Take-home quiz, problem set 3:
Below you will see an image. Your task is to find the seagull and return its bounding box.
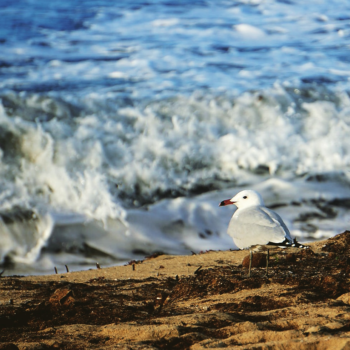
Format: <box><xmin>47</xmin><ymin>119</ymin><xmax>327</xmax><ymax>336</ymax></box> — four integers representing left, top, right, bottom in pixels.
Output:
<box><xmin>219</xmin><ymin>189</ymin><xmax>306</xmax><ymax>276</ymax></box>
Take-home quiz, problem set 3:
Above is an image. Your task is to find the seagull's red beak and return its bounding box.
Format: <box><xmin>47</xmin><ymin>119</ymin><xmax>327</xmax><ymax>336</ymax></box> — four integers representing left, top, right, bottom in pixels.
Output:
<box><xmin>219</xmin><ymin>199</ymin><xmax>235</xmax><ymax>207</ymax></box>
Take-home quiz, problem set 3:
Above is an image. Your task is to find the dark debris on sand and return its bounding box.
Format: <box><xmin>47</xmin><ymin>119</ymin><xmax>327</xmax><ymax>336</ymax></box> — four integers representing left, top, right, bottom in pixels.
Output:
<box><xmin>1</xmin><ymin>231</ymin><xmax>350</xmax><ymax>349</ymax></box>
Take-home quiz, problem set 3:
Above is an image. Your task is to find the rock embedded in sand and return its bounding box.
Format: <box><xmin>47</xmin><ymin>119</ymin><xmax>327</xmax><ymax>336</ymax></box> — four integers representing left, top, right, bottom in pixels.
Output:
<box><xmin>242</xmin><ymin>252</ymin><xmax>267</xmax><ymax>268</ymax></box>
<box><xmin>49</xmin><ymin>287</ymin><xmax>75</xmax><ymax>307</ymax></box>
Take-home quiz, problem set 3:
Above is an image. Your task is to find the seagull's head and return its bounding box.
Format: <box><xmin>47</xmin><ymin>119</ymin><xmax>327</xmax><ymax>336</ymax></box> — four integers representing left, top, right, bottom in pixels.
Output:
<box><xmin>219</xmin><ymin>190</ymin><xmax>265</xmax><ymax>209</ymax></box>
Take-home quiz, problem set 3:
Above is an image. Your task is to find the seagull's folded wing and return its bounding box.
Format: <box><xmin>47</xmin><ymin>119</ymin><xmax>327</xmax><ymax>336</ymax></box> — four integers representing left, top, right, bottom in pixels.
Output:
<box><xmin>228</xmin><ymin>206</ymin><xmax>291</xmax><ymax>249</ymax></box>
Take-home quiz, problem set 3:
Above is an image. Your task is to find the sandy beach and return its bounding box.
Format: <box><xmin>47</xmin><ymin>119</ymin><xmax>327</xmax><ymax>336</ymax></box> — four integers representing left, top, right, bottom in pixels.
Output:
<box><xmin>1</xmin><ymin>231</ymin><xmax>350</xmax><ymax>349</ymax></box>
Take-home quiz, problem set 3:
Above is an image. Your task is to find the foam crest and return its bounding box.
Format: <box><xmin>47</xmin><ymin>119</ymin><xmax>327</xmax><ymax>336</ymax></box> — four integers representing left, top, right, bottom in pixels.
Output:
<box><xmin>2</xmin><ymin>86</ymin><xmax>350</xmax><ymax>208</ymax></box>
<box><xmin>0</xmin><ymin>210</ymin><xmax>53</xmax><ymax>264</ymax></box>
<box><xmin>0</xmin><ymin>99</ymin><xmax>125</xmax><ymax>221</ymax></box>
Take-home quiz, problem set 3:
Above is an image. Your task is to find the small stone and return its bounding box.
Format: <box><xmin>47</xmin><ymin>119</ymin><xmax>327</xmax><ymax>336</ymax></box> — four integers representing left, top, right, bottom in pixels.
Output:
<box><xmin>305</xmin><ymin>326</ymin><xmax>323</xmax><ymax>333</ymax></box>
<box><xmin>242</xmin><ymin>253</ymin><xmax>266</xmax><ymax>268</ymax></box>
<box><xmin>325</xmin><ymin>322</ymin><xmax>344</xmax><ymax>330</ymax></box>
<box><xmin>49</xmin><ymin>288</ymin><xmax>75</xmax><ymax>307</ymax></box>
<box><xmin>286</xmin><ymin>253</ymin><xmax>297</xmax><ymax>264</ymax></box>
<box><xmin>337</xmin><ymin>292</ymin><xmax>350</xmax><ymax>305</ymax></box>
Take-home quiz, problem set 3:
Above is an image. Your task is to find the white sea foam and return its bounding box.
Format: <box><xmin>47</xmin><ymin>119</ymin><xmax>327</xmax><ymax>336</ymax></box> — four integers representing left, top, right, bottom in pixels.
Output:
<box><xmin>0</xmin><ymin>85</ymin><xmax>350</xmax><ymax>273</ymax></box>
<box><xmin>233</xmin><ymin>24</ymin><xmax>266</xmax><ymax>38</ymax></box>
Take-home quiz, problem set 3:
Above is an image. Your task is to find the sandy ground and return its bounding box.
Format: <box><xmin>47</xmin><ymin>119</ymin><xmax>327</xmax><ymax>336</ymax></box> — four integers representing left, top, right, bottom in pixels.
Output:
<box><xmin>1</xmin><ymin>231</ymin><xmax>350</xmax><ymax>349</ymax></box>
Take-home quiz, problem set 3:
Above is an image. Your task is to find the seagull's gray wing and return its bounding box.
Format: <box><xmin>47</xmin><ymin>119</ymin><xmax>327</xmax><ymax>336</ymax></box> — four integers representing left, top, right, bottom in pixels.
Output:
<box><xmin>227</xmin><ymin>206</ymin><xmax>291</xmax><ymax>249</ymax></box>
<box><xmin>260</xmin><ymin>206</ymin><xmax>292</xmax><ymax>241</ymax></box>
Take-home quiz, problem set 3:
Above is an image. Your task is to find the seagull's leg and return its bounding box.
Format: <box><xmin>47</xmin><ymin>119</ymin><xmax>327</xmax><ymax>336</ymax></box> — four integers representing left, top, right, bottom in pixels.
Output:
<box><xmin>248</xmin><ymin>250</ymin><xmax>253</xmax><ymax>277</ymax></box>
<box><xmin>266</xmin><ymin>249</ymin><xmax>269</xmax><ymax>277</ymax></box>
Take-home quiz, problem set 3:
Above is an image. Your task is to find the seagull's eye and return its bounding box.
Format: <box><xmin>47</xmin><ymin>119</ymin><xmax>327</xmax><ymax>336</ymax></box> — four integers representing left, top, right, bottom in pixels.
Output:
<box><xmin>243</xmin><ymin>196</ymin><xmax>247</xmax><ymax>199</ymax></box>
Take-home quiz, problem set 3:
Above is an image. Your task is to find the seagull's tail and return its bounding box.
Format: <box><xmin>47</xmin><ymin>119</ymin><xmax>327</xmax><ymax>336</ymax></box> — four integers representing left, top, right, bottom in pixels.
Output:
<box><xmin>267</xmin><ymin>238</ymin><xmax>309</xmax><ymax>249</ymax></box>
<box><xmin>291</xmin><ymin>237</ymin><xmax>309</xmax><ymax>249</ymax></box>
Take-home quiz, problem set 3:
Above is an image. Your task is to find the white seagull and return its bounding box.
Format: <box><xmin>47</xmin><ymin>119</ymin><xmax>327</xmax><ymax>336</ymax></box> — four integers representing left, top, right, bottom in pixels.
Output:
<box><xmin>219</xmin><ymin>189</ymin><xmax>306</xmax><ymax>276</ymax></box>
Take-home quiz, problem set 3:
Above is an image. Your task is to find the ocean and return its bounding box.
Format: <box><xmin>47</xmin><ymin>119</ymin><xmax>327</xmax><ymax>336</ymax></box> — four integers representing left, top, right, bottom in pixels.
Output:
<box><xmin>1</xmin><ymin>0</ymin><xmax>350</xmax><ymax>274</ymax></box>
